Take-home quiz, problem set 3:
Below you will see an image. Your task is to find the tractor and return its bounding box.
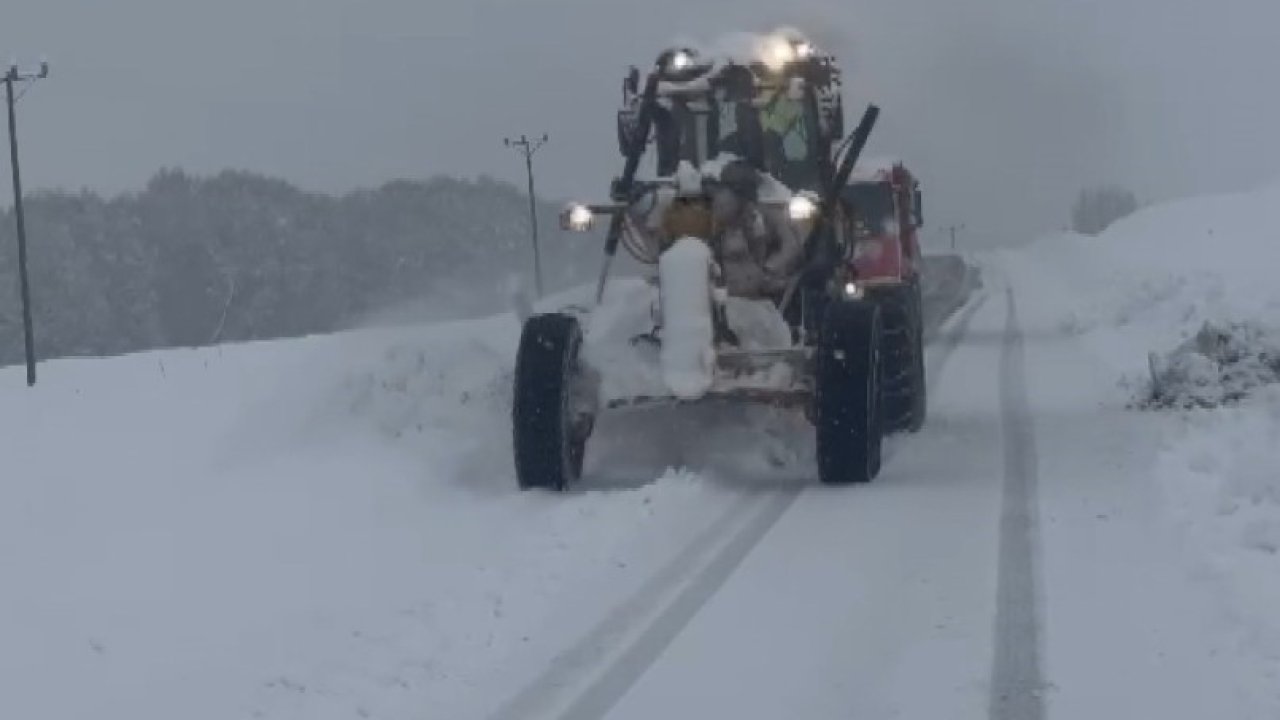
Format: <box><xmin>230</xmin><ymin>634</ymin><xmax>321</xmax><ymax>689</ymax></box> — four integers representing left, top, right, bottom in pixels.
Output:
<box><xmin>512</xmin><ymin>29</ymin><xmax>926</xmax><ymax>490</ymax></box>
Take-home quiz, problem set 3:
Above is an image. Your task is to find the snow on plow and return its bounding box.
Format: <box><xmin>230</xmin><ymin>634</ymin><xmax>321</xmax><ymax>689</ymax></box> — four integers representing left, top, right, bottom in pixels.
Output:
<box><xmin>657</xmin><ymin>237</ymin><xmax>717</xmax><ymax>400</ymax></box>
<box><xmin>513</xmin><ymin>29</ymin><xmax>928</xmax><ymax>490</ymax></box>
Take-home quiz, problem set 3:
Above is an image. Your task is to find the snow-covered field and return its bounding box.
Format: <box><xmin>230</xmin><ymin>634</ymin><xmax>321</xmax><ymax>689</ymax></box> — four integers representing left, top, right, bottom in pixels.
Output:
<box><xmin>3</xmin><ymin>189</ymin><xmax>1280</xmax><ymax>720</ymax></box>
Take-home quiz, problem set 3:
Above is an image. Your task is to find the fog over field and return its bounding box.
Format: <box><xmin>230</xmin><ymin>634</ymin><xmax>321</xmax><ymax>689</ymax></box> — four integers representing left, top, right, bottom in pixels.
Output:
<box><xmin>5</xmin><ymin>0</ymin><xmax>1280</xmax><ymax>247</ymax></box>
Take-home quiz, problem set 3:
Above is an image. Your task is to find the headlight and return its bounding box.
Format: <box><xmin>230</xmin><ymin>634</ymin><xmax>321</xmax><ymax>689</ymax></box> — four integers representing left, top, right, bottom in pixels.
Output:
<box><xmin>787</xmin><ymin>195</ymin><xmax>818</xmax><ymax>221</ymax></box>
<box><xmin>669</xmin><ymin>50</ymin><xmax>694</xmax><ymax>72</ymax></box>
<box><xmin>761</xmin><ymin>37</ymin><xmax>795</xmax><ymax>71</ymax></box>
<box><xmin>661</xmin><ymin>48</ymin><xmax>699</xmax><ymax>75</ymax></box>
<box><xmin>760</xmin><ymin>35</ymin><xmax>814</xmax><ymax>71</ymax></box>
<box><xmin>561</xmin><ymin>203</ymin><xmax>595</xmax><ymax>232</ymax></box>
<box><xmin>842</xmin><ymin>281</ymin><xmax>863</xmax><ymax>299</ymax></box>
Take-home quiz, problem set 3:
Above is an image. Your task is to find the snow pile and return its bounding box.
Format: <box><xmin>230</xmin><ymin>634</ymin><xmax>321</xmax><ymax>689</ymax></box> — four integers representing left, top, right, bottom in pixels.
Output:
<box><xmin>1137</xmin><ymin>321</ymin><xmax>1280</xmax><ymax>410</ymax></box>
<box><xmin>999</xmin><ymin>181</ymin><xmax>1280</xmax><ymax>393</ymax></box>
<box><xmin>722</xmin><ymin>296</ymin><xmax>793</xmax><ymax>351</ymax></box>
<box><xmin>329</xmin><ymin>319</ymin><xmax>516</xmax><ymax>442</ymax></box>
<box><xmin>585</xmin><ymin>269</ymin><xmax>799</xmax><ymax>404</ymax></box>
<box><xmin>581</xmin><ymin>279</ymin><xmax>670</xmax><ymax>402</ymax></box>
<box><xmin>1030</xmin><ymin>182</ymin><xmax>1280</xmax><ymax>413</ymax></box>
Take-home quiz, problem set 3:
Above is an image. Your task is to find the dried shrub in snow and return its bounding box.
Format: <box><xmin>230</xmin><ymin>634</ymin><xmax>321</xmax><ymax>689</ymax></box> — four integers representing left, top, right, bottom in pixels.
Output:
<box><xmin>1136</xmin><ymin>321</ymin><xmax>1280</xmax><ymax>410</ymax></box>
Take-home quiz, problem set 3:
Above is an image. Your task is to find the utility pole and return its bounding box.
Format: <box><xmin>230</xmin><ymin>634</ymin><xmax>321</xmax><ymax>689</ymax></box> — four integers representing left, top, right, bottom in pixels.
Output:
<box><xmin>504</xmin><ymin>133</ymin><xmax>548</xmax><ymax>298</ymax></box>
<box><xmin>945</xmin><ymin>223</ymin><xmax>966</xmax><ymax>251</ymax></box>
<box><xmin>5</xmin><ymin>58</ymin><xmax>49</xmax><ymax>387</ymax></box>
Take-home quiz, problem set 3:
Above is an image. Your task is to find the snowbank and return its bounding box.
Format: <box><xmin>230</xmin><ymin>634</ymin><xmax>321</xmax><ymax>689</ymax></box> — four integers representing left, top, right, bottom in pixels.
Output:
<box><xmin>1152</xmin><ymin>388</ymin><xmax>1280</xmax><ymax>710</ymax></box>
<box><xmin>998</xmin><ymin>179</ymin><xmax>1280</xmax><ymax>700</ymax></box>
<box><xmin>1008</xmin><ymin>183</ymin><xmax>1280</xmax><ymax>366</ymax></box>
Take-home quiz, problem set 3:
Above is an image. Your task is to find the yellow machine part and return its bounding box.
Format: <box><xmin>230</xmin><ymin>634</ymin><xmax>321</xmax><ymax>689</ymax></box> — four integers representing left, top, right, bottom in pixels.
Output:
<box><xmin>660</xmin><ymin>198</ymin><xmax>714</xmax><ymax>249</ymax></box>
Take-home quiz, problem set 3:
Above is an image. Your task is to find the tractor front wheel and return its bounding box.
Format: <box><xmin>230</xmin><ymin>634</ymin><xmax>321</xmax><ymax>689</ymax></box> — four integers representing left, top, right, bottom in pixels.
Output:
<box><xmin>815</xmin><ymin>300</ymin><xmax>884</xmax><ymax>485</ymax></box>
<box><xmin>513</xmin><ymin>314</ymin><xmax>594</xmax><ymax>491</ymax></box>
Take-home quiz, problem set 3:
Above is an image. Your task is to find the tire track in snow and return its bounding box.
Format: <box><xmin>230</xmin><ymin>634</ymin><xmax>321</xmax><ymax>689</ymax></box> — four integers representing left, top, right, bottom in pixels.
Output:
<box><xmin>555</xmin><ymin>490</ymin><xmax>799</xmax><ymax>720</ymax></box>
<box><xmin>491</xmin><ymin>265</ymin><xmax>980</xmax><ymax>720</ymax></box>
<box><xmin>922</xmin><ymin>254</ymin><xmax>980</xmax><ymax>335</ymax></box>
<box><xmin>489</xmin><ymin>489</ymin><xmax>799</xmax><ymax>720</ymax></box>
<box><xmin>926</xmin><ymin>290</ymin><xmax>988</xmax><ymax>385</ymax></box>
<box><xmin>989</xmin><ymin>285</ymin><xmax>1046</xmax><ymax>720</ymax></box>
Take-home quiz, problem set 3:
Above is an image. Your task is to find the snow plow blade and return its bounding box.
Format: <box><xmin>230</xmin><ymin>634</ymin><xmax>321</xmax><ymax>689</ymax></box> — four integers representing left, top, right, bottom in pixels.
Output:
<box><xmin>605</xmin><ymin>386</ymin><xmax>811</xmax><ymax>411</ymax></box>
<box><xmin>604</xmin><ymin>347</ymin><xmax>813</xmax><ymax>410</ymax></box>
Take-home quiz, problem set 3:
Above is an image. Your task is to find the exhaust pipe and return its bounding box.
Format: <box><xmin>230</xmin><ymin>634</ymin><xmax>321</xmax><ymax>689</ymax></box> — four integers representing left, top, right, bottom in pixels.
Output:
<box><xmin>781</xmin><ymin>104</ymin><xmax>880</xmax><ymax>313</ymax></box>
<box><xmin>596</xmin><ymin>69</ymin><xmax>664</xmax><ymax>304</ymax></box>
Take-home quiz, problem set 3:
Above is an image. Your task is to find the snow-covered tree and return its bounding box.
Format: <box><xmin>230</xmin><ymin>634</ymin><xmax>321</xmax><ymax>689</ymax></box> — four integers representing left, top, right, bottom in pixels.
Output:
<box><xmin>0</xmin><ymin>169</ymin><xmax>600</xmax><ymax>366</ymax></box>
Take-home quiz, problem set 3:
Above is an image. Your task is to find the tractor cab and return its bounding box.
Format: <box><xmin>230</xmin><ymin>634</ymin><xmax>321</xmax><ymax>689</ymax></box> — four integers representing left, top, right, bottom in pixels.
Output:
<box><xmin>615</xmin><ymin>35</ymin><xmax>845</xmax><ymax>194</ymax></box>
<box><xmin>843</xmin><ymin>161</ymin><xmax>924</xmax><ymax>284</ymax></box>
<box><xmin>647</xmin><ymin>71</ymin><xmax>825</xmax><ymax>191</ymax></box>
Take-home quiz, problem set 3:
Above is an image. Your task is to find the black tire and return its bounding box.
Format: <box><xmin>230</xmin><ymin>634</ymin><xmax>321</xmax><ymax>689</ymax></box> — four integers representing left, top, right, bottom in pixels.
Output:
<box><xmin>815</xmin><ymin>300</ymin><xmax>883</xmax><ymax>485</ymax></box>
<box><xmin>513</xmin><ymin>314</ymin><xmax>590</xmax><ymax>491</ymax></box>
<box><xmin>878</xmin><ymin>281</ymin><xmax>927</xmax><ymax>433</ymax></box>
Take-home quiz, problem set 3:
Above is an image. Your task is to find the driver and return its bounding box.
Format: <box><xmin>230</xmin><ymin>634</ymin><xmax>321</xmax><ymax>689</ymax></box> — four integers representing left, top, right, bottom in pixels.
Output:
<box><xmin>759</xmin><ymin>93</ymin><xmax>816</xmax><ymax>190</ymax></box>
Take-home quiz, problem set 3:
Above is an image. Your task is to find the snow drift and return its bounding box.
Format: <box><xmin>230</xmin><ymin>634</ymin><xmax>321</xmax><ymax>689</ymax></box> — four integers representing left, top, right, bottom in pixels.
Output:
<box><xmin>1010</xmin><ymin>183</ymin><xmax>1280</xmax><ymax>360</ymax></box>
<box><xmin>998</xmin><ymin>180</ymin><xmax>1280</xmax><ymax>704</ymax></box>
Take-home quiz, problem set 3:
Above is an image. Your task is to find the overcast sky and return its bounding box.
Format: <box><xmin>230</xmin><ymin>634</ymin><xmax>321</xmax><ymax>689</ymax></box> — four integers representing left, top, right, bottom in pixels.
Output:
<box><xmin>5</xmin><ymin>0</ymin><xmax>1279</xmax><ymax>246</ymax></box>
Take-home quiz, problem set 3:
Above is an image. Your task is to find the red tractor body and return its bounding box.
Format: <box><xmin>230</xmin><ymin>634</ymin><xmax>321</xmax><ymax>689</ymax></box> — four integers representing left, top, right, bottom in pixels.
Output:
<box><xmin>846</xmin><ymin>161</ymin><xmax>923</xmax><ymax>288</ymax></box>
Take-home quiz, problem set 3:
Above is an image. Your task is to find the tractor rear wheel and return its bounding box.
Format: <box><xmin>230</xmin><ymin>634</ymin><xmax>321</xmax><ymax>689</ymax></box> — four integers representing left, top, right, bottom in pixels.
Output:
<box><xmin>879</xmin><ymin>280</ymin><xmax>927</xmax><ymax>433</ymax></box>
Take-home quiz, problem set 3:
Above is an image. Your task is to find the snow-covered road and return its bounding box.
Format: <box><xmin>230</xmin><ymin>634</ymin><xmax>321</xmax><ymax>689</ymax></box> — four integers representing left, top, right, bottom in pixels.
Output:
<box><xmin>494</xmin><ymin>267</ymin><xmax>1261</xmax><ymax>720</ymax></box>
<box><xmin>3</xmin><ymin>240</ymin><xmax>1277</xmax><ymax>719</ymax></box>
<box><xmin>502</xmin><ymin>283</ymin><xmax>1009</xmax><ymax>720</ymax></box>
